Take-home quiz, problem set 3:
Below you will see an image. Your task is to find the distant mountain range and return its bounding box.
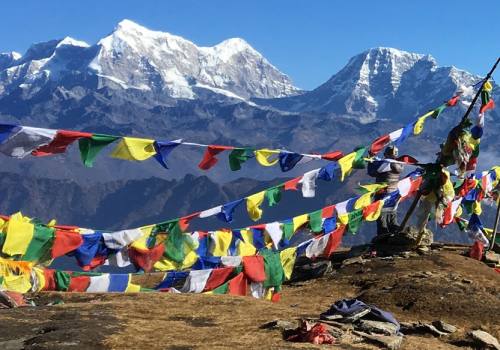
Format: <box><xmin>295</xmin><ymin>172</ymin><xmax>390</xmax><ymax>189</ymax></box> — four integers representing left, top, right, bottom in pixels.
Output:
<box><xmin>0</xmin><ymin>20</ymin><xmax>497</xmax><ymax>242</ymax></box>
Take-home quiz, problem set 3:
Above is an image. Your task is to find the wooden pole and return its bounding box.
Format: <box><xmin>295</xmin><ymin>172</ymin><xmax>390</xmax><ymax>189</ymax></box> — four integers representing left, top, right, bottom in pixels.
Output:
<box><xmin>460</xmin><ymin>57</ymin><xmax>499</xmax><ymax>123</ymax></box>
<box><xmin>399</xmin><ymin>192</ymin><xmax>421</xmax><ymax>232</ymax></box>
<box><xmin>398</xmin><ymin>58</ymin><xmax>500</xmax><ymax>234</ymax></box>
<box><xmin>489</xmin><ymin>194</ymin><xmax>500</xmax><ymax>251</ymax></box>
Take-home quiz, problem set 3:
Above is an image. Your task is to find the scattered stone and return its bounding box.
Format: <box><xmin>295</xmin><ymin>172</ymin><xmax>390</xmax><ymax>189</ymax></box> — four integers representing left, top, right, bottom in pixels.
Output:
<box><xmin>485</xmin><ymin>251</ymin><xmax>500</xmax><ymax>264</ymax></box>
<box><xmin>470</xmin><ymin>330</ymin><xmax>500</xmax><ymax>350</ymax></box>
<box><xmin>462</xmin><ymin>278</ymin><xmax>473</xmax><ymax>284</ymax></box>
<box><xmin>358</xmin><ymin>320</ymin><xmax>399</xmax><ymax>336</ymax></box>
<box><xmin>423</xmin><ymin>271</ymin><xmax>434</xmax><ymax>277</ymax></box>
<box><xmin>399</xmin><ymin>251</ymin><xmax>411</xmax><ymax>259</ymax></box>
<box><xmin>417</xmin><ymin>246</ymin><xmax>431</xmax><ymax>255</ymax></box>
<box><xmin>353</xmin><ymin>330</ymin><xmax>403</xmax><ymax>350</ymax></box>
<box><xmin>319</xmin><ymin>319</ymin><xmax>354</xmax><ymax>331</ymax></box>
<box><xmin>341</xmin><ymin>256</ymin><xmax>366</xmax><ymax>267</ymax></box>
<box><xmin>432</xmin><ymin>320</ymin><xmax>457</xmax><ymax>334</ymax></box>
<box><xmin>260</xmin><ymin>319</ymin><xmax>298</xmax><ymax>331</ymax></box>
<box><xmin>422</xmin><ymin>323</ymin><xmax>448</xmax><ymax>337</ymax></box>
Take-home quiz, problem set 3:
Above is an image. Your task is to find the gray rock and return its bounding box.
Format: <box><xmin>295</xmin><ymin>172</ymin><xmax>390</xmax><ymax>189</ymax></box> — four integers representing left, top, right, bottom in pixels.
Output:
<box><xmin>470</xmin><ymin>330</ymin><xmax>500</xmax><ymax>350</ymax></box>
<box><xmin>422</xmin><ymin>323</ymin><xmax>448</xmax><ymax>337</ymax></box>
<box><xmin>485</xmin><ymin>251</ymin><xmax>500</xmax><ymax>264</ymax></box>
<box><xmin>432</xmin><ymin>320</ymin><xmax>457</xmax><ymax>334</ymax></box>
<box><xmin>353</xmin><ymin>330</ymin><xmax>403</xmax><ymax>350</ymax></box>
<box><xmin>358</xmin><ymin>320</ymin><xmax>399</xmax><ymax>336</ymax></box>
<box><xmin>341</xmin><ymin>256</ymin><xmax>366</xmax><ymax>267</ymax></box>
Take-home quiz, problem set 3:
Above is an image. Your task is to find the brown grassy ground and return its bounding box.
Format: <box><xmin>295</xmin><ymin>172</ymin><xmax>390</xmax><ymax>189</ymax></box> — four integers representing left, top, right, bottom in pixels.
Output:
<box><xmin>0</xmin><ymin>251</ymin><xmax>498</xmax><ymax>350</ymax></box>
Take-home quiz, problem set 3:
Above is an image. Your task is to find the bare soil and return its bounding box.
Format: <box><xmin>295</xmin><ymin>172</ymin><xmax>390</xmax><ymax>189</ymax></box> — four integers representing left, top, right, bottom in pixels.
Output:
<box><xmin>0</xmin><ymin>251</ymin><xmax>498</xmax><ymax>349</ymax></box>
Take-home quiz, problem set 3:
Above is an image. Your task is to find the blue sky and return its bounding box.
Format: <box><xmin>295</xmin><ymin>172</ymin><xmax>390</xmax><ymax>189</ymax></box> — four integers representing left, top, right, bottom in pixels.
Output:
<box><xmin>1</xmin><ymin>0</ymin><xmax>498</xmax><ymax>89</ymax></box>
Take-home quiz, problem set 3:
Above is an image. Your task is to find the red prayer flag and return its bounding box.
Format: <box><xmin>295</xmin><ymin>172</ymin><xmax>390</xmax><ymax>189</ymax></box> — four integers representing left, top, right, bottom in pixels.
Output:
<box><xmin>242</xmin><ymin>256</ymin><xmax>266</xmax><ymax>283</ymax></box>
<box><xmin>179</xmin><ymin>212</ymin><xmax>200</xmax><ymax>231</ymax></box>
<box><xmin>321</xmin><ymin>151</ymin><xmax>343</xmax><ymax>161</ymax></box>
<box><xmin>321</xmin><ymin>205</ymin><xmax>335</xmax><ymax>219</ymax></box>
<box><xmin>51</xmin><ymin>230</ymin><xmax>84</xmax><ymax>259</ymax></box>
<box><xmin>369</xmin><ymin>134</ymin><xmax>391</xmax><ymax>156</ymax></box>
<box><xmin>323</xmin><ymin>225</ymin><xmax>346</xmax><ymax>258</ymax></box>
<box><xmin>203</xmin><ymin>267</ymin><xmax>233</xmax><ymax>291</ymax></box>
<box><xmin>480</xmin><ymin>99</ymin><xmax>495</xmax><ymax>114</ymax></box>
<box><xmin>68</xmin><ymin>276</ymin><xmax>90</xmax><ymax>292</ymax></box>
<box><xmin>284</xmin><ymin>176</ymin><xmax>302</xmax><ymax>191</ymax></box>
<box><xmin>198</xmin><ymin>145</ymin><xmax>234</xmax><ymax>170</ymax></box>
<box><xmin>32</xmin><ymin>130</ymin><xmax>93</xmax><ymax>156</ymax></box>
<box><xmin>42</xmin><ymin>269</ymin><xmax>56</xmax><ymax>291</ymax></box>
<box><xmin>82</xmin><ymin>256</ymin><xmax>107</xmax><ymax>271</ymax></box>
<box><xmin>396</xmin><ymin>155</ymin><xmax>419</xmax><ymax>164</ymax></box>
<box><xmin>446</xmin><ymin>95</ymin><xmax>460</xmax><ymax>106</ymax></box>
<box><xmin>227</xmin><ymin>272</ymin><xmax>247</xmax><ymax>296</ymax></box>
<box><xmin>129</xmin><ymin>243</ymin><xmax>165</xmax><ymax>272</ymax></box>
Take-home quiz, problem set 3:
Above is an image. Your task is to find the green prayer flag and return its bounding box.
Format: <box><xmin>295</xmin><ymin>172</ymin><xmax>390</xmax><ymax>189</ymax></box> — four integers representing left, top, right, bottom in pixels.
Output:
<box><xmin>431</xmin><ymin>104</ymin><xmax>447</xmax><ymax>119</ymax></box>
<box><xmin>213</xmin><ymin>281</ymin><xmax>229</xmax><ymax>294</ymax></box>
<box><xmin>139</xmin><ymin>287</ymin><xmax>155</xmax><ymax>292</ymax></box>
<box><xmin>0</xmin><ymin>232</ymin><xmax>5</xmax><ymax>248</ymax></box>
<box><xmin>55</xmin><ymin>271</ymin><xmax>71</xmax><ymax>291</ymax></box>
<box><xmin>353</xmin><ymin>147</ymin><xmax>367</xmax><ymax>169</ymax></box>
<box><xmin>261</xmin><ymin>249</ymin><xmax>285</xmax><ymax>289</ymax></box>
<box><xmin>78</xmin><ymin>134</ymin><xmax>119</xmax><ymax>167</ymax></box>
<box><xmin>161</xmin><ymin>220</ymin><xmax>186</xmax><ymax>263</ymax></box>
<box><xmin>347</xmin><ymin>208</ymin><xmax>363</xmax><ymax>234</ymax></box>
<box><xmin>308</xmin><ymin>210</ymin><xmax>323</xmax><ymax>233</ymax></box>
<box><xmin>283</xmin><ymin>222</ymin><xmax>295</xmax><ymax>241</ymax></box>
<box><xmin>228</xmin><ymin>148</ymin><xmax>254</xmax><ymax>171</ymax></box>
<box><xmin>23</xmin><ymin>225</ymin><xmax>55</xmax><ymax>262</ymax></box>
<box><xmin>265</xmin><ymin>187</ymin><xmax>282</xmax><ymax>207</ymax></box>
<box><xmin>456</xmin><ymin>219</ymin><xmax>467</xmax><ymax>232</ymax></box>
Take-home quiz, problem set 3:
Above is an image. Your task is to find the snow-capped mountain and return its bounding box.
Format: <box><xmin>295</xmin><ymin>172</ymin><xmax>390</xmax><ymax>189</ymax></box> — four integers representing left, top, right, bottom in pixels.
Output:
<box><xmin>257</xmin><ymin>47</ymin><xmax>488</xmax><ymax>124</ymax></box>
<box><xmin>0</xmin><ymin>19</ymin><xmax>299</xmax><ymax>103</ymax></box>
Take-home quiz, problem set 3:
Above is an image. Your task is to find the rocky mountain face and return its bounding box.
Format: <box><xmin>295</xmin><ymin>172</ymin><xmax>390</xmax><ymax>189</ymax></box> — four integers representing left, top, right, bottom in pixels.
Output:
<box><xmin>0</xmin><ymin>20</ymin><xmax>497</xmax><ymax>243</ymax></box>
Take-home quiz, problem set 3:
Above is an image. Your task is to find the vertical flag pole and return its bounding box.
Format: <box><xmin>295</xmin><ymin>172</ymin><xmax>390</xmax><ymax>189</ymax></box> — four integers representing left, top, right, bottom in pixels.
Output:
<box><xmin>489</xmin><ymin>191</ymin><xmax>500</xmax><ymax>251</ymax></box>
<box><xmin>398</xmin><ymin>57</ymin><xmax>500</xmax><ymax>235</ymax></box>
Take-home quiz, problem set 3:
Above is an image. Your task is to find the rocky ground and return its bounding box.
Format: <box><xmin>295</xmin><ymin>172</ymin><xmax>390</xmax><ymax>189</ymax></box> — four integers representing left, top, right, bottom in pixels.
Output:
<box><xmin>0</xmin><ymin>249</ymin><xmax>499</xmax><ymax>350</ymax></box>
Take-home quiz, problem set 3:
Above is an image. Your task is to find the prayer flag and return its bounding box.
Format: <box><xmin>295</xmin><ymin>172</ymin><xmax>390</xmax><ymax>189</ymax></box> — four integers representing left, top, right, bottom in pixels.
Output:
<box><xmin>32</xmin><ymin>130</ymin><xmax>92</xmax><ymax>156</ymax></box>
<box><xmin>78</xmin><ymin>134</ymin><xmax>119</xmax><ymax>167</ymax></box>
<box><xmin>110</xmin><ymin>137</ymin><xmax>156</xmax><ymax>161</ymax></box>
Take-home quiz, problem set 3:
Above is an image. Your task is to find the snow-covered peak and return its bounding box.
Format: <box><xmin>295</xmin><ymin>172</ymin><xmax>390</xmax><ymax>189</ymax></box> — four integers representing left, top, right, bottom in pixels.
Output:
<box><xmin>56</xmin><ymin>37</ymin><xmax>90</xmax><ymax>48</ymax></box>
<box><xmin>207</xmin><ymin>38</ymin><xmax>260</xmax><ymax>62</ymax></box>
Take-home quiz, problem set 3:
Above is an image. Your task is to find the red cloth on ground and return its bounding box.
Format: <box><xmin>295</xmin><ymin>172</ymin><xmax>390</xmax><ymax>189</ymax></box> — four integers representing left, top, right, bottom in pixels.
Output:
<box><xmin>323</xmin><ymin>225</ymin><xmax>346</xmax><ymax>258</ymax></box>
<box><xmin>203</xmin><ymin>267</ymin><xmax>233</xmax><ymax>291</ymax></box>
<box><xmin>286</xmin><ymin>320</ymin><xmax>336</xmax><ymax>345</ymax></box>
<box><xmin>32</xmin><ymin>130</ymin><xmax>93</xmax><ymax>156</ymax></box>
<box><xmin>43</xmin><ymin>269</ymin><xmax>56</xmax><ymax>291</ymax></box>
<box><xmin>227</xmin><ymin>272</ymin><xmax>247</xmax><ymax>296</ymax></box>
<box><xmin>51</xmin><ymin>230</ymin><xmax>84</xmax><ymax>258</ymax></box>
<box><xmin>242</xmin><ymin>256</ymin><xmax>266</xmax><ymax>283</ymax></box>
<box><xmin>198</xmin><ymin>145</ymin><xmax>234</xmax><ymax>170</ymax></box>
<box><xmin>469</xmin><ymin>241</ymin><xmax>484</xmax><ymax>261</ymax></box>
<box><xmin>68</xmin><ymin>276</ymin><xmax>90</xmax><ymax>292</ymax></box>
<box><xmin>129</xmin><ymin>243</ymin><xmax>165</xmax><ymax>272</ymax></box>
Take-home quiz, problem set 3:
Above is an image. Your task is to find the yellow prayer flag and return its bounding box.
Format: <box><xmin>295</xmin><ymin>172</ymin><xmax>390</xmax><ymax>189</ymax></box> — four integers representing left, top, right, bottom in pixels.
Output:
<box><xmin>237</xmin><ymin>229</ymin><xmax>257</xmax><ymax>256</ymax></box>
<box><xmin>280</xmin><ymin>247</ymin><xmax>297</xmax><ymax>280</ymax></box>
<box><xmin>2</xmin><ymin>274</ymin><xmax>32</xmax><ymax>293</ymax></box>
<box><xmin>154</xmin><ymin>258</ymin><xmax>179</xmax><ymax>271</ymax></box>
<box><xmin>212</xmin><ymin>230</ymin><xmax>232</xmax><ymax>256</ymax></box>
<box><xmin>3</xmin><ymin>215</ymin><xmax>35</xmax><ymax>256</ymax></box>
<box><xmin>293</xmin><ymin>214</ymin><xmax>309</xmax><ymax>232</ymax></box>
<box><xmin>32</xmin><ymin>267</ymin><xmax>46</xmax><ymax>292</ymax></box>
<box><xmin>246</xmin><ymin>191</ymin><xmax>266</xmax><ymax>221</ymax></box>
<box><xmin>354</xmin><ymin>192</ymin><xmax>373</xmax><ymax>210</ymax></box>
<box><xmin>364</xmin><ymin>200</ymin><xmax>384</xmax><ymax>221</ymax></box>
<box><xmin>255</xmin><ymin>149</ymin><xmax>280</xmax><ymax>167</ymax></box>
<box><xmin>125</xmin><ymin>276</ymin><xmax>142</xmax><ymax>293</ymax></box>
<box><xmin>472</xmin><ymin>201</ymin><xmax>482</xmax><ymax>215</ymax></box>
<box><xmin>358</xmin><ymin>183</ymin><xmax>387</xmax><ymax>193</ymax></box>
<box><xmin>338</xmin><ymin>152</ymin><xmax>357</xmax><ymax>181</ymax></box>
<box><xmin>484</xmin><ymin>81</ymin><xmax>493</xmax><ymax>92</ymax></box>
<box><xmin>338</xmin><ymin>214</ymin><xmax>349</xmax><ymax>225</ymax></box>
<box><xmin>110</xmin><ymin>137</ymin><xmax>156</xmax><ymax>161</ymax></box>
<box><xmin>130</xmin><ymin>225</ymin><xmax>154</xmax><ymax>250</ymax></box>
<box><xmin>413</xmin><ymin>115</ymin><xmax>430</xmax><ymax>135</ymax></box>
